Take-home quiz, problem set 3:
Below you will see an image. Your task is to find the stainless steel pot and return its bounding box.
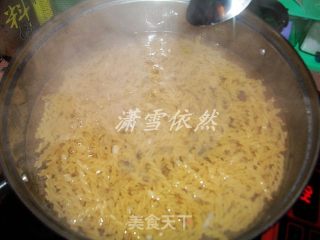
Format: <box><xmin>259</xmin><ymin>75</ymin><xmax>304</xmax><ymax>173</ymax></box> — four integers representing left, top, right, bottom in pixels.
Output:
<box><xmin>0</xmin><ymin>0</ymin><xmax>319</xmax><ymax>239</ymax></box>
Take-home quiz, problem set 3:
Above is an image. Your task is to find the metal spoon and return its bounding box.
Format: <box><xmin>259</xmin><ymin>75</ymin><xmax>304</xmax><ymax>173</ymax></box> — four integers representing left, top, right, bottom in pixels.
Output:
<box><xmin>187</xmin><ymin>0</ymin><xmax>252</xmax><ymax>25</ymax></box>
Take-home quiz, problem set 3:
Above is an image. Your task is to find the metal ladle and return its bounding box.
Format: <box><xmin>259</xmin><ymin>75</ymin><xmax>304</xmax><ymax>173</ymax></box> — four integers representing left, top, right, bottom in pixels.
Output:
<box><xmin>187</xmin><ymin>0</ymin><xmax>252</xmax><ymax>25</ymax></box>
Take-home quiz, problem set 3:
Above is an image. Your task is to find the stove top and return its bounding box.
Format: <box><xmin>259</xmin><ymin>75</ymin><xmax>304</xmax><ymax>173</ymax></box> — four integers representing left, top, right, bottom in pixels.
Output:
<box><xmin>0</xmin><ymin>189</ymin><xmax>63</xmax><ymax>240</ymax></box>
<box><xmin>256</xmin><ymin>161</ymin><xmax>320</xmax><ymax>240</ymax></box>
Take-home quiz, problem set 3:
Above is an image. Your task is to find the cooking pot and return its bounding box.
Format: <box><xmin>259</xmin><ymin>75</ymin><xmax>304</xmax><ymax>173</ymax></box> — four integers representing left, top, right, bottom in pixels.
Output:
<box><xmin>0</xmin><ymin>0</ymin><xmax>319</xmax><ymax>239</ymax></box>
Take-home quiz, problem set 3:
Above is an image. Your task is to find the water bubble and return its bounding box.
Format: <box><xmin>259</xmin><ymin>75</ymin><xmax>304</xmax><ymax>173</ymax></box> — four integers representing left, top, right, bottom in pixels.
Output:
<box><xmin>112</xmin><ymin>145</ymin><xmax>120</xmax><ymax>154</ymax></box>
<box><xmin>21</xmin><ymin>174</ymin><xmax>29</xmax><ymax>182</ymax></box>
<box><xmin>99</xmin><ymin>218</ymin><xmax>104</xmax><ymax>226</ymax></box>
<box><xmin>259</xmin><ymin>48</ymin><xmax>266</xmax><ymax>56</ymax></box>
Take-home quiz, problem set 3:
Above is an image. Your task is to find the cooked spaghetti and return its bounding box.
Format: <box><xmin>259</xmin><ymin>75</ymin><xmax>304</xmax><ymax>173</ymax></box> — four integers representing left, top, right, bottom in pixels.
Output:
<box><xmin>32</xmin><ymin>34</ymin><xmax>287</xmax><ymax>240</ymax></box>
